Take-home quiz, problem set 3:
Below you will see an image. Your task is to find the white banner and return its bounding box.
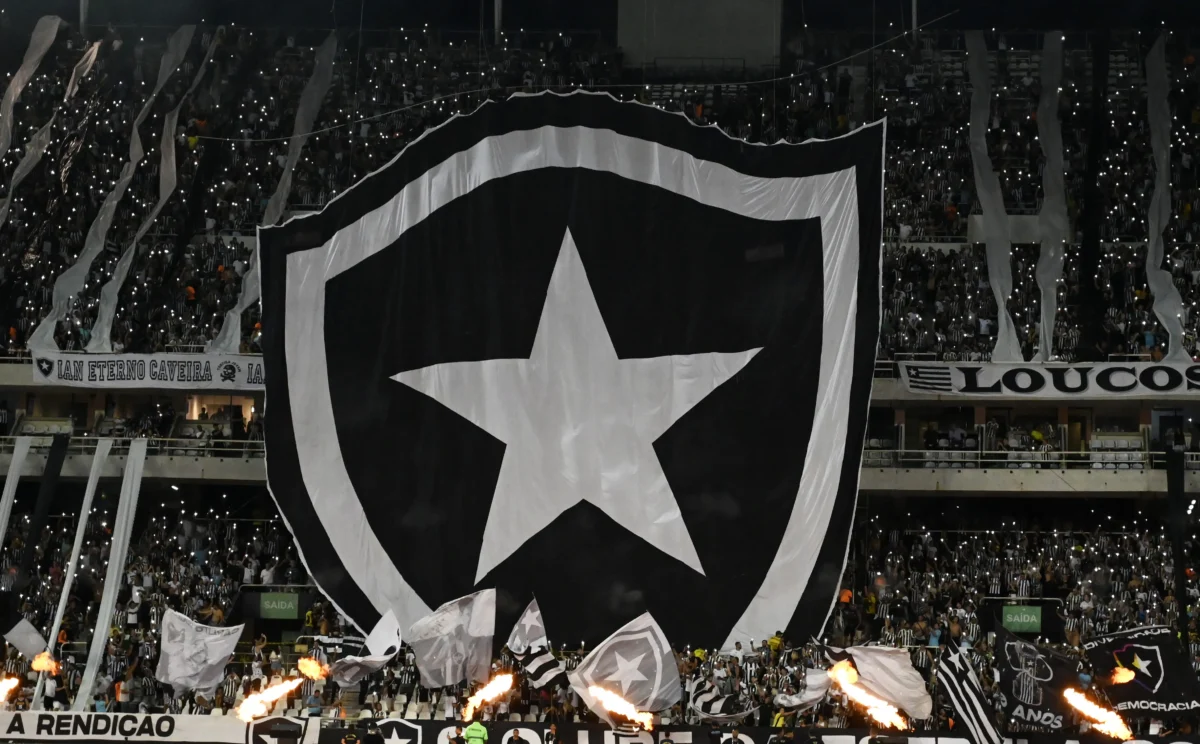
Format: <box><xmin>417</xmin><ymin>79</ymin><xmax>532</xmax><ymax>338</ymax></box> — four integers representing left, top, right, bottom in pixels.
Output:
<box><xmin>156</xmin><ymin>610</ymin><xmax>244</xmax><ymax>693</ymax></box>
<box><xmin>899</xmin><ymin>361</ymin><xmax>1200</xmax><ymax>398</ymax></box>
<box><xmin>0</xmin><ymin>712</ymin><xmax>315</xmax><ymax>742</ymax></box>
<box><xmin>31</xmin><ymin>352</ymin><xmax>264</xmax><ymax>390</ymax></box>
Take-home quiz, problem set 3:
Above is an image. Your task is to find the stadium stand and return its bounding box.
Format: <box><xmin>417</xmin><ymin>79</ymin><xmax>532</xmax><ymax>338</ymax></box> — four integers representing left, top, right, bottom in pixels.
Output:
<box><xmin>0</xmin><ymin>29</ymin><xmax>1198</xmax><ymax>360</ymax></box>
<box><xmin>0</xmin><ymin>13</ymin><xmax>1198</xmax><ymax>742</ymax></box>
<box><xmin>0</xmin><ymin>482</ymin><xmax>1188</xmax><ymax>740</ymax></box>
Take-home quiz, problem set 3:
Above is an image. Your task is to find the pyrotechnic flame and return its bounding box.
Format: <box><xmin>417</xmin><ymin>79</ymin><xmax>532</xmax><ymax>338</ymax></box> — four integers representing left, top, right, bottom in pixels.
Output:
<box><xmin>237</xmin><ymin>678</ymin><xmax>305</xmax><ymax>722</ymax></box>
<box><xmin>0</xmin><ymin>677</ymin><xmax>19</xmax><ymax>700</ymax></box>
<box><xmin>462</xmin><ymin>674</ymin><xmax>514</xmax><ymax>721</ymax></box>
<box><xmin>297</xmin><ymin>657</ymin><xmax>328</xmax><ymax>680</ymax></box>
<box><xmin>31</xmin><ymin>652</ymin><xmax>58</xmax><ymax>675</ymax></box>
<box><xmin>586</xmin><ymin>686</ymin><xmax>655</xmax><ymax>731</ymax></box>
<box><xmin>829</xmin><ymin>660</ymin><xmax>908</xmax><ymax>730</ymax></box>
<box><xmin>1110</xmin><ymin>667</ymin><xmax>1135</xmax><ymax>685</ymax></box>
<box><xmin>1063</xmin><ymin>688</ymin><xmax>1132</xmax><ymax>740</ymax></box>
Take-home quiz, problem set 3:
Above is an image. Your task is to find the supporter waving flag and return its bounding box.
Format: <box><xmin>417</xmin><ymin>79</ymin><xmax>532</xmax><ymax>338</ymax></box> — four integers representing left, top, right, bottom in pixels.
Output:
<box><xmin>408</xmin><ymin>589</ymin><xmax>495</xmax><ymax>688</ymax></box>
<box><xmin>824</xmin><ymin>644</ymin><xmax>932</xmax><ymax>720</ymax></box>
<box><xmin>938</xmin><ymin>645</ymin><xmax>1003</xmax><ymax>744</ymax></box>
<box><xmin>505</xmin><ymin>599</ymin><xmax>565</xmax><ymax>689</ymax></box>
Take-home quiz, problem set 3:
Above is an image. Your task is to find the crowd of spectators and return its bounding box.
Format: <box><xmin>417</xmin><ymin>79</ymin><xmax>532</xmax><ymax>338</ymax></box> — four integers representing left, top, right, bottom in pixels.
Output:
<box><xmin>0</xmin><ymin>486</ymin><xmax>298</xmax><ymax>713</ymax></box>
<box><xmin>0</xmin><ymin>26</ymin><xmax>621</xmax><ymax>355</ymax></box>
<box><xmin>0</xmin><ymin>27</ymin><xmax>1198</xmax><ymax>361</ymax></box>
<box><xmin>0</xmin><ymin>489</ymin><xmax>1191</xmax><ymax>743</ymax></box>
<box><xmin>670</xmin><ymin>502</ymin><xmax>1191</xmax><ymax>736</ymax></box>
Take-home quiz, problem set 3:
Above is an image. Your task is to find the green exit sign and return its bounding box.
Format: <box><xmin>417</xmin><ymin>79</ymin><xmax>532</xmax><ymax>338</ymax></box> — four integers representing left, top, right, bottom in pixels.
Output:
<box><xmin>1002</xmin><ymin>605</ymin><xmax>1042</xmax><ymax>633</ymax></box>
<box><xmin>261</xmin><ymin>592</ymin><xmax>299</xmax><ymax>619</ymax></box>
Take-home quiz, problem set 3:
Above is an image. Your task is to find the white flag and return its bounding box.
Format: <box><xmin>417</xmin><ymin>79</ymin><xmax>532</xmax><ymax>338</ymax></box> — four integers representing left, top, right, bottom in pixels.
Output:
<box><xmin>155</xmin><ymin>610</ymin><xmax>243</xmax><ymax>693</ymax></box>
<box><xmin>329</xmin><ymin>610</ymin><xmax>402</xmax><ymax>687</ymax></box>
<box><xmin>408</xmin><ymin>589</ymin><xmax>495</xmax><ymax>688</ymax></box>
<box><xmin>568</xmin><ymin>612</ymin><xmax>682</xmax><ymax>726</ymax></box>
<box><xmin>506</xmin><ymin>599</ymin><xmax>548</xmax><ymax>654</ymax></box>
<box><xmin>841</xmin><ymin>645</ymin><xmax>933</xmax><ymax>720</ymax></box>
<box><xmin>774</xmin><ymin>669</ymin><xmax>831</xmax><ymax>711</ymax></box>
<box><xmin>4</xmin><ymin>618</ymin><xmax>47</xmax><ymax>660</ymax></box>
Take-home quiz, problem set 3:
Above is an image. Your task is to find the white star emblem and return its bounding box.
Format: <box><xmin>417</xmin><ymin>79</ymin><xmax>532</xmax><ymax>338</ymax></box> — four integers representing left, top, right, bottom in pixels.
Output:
<box><xmin>521</xmin><ymin>609</ymin><xmax>543</xmax><ymax>633</ymax></box>
<box><xmin>604</xmin><ymin>651</ymin><xmax>648</xmax><ymax>694</ymax></box>
<box><xmin>1132</xmin><ymin>653</ymin><xmax>1154</xmax><ymax>676</ymax></box>
<box><xmin>382</xmin><ymin>728</ymin><xmax>411</xmax><ymax>744</ymax></box>
<box><xmin>393</xmin><ymin>230</ymin><xmax>761</xmax><ymax>582</ymax></box>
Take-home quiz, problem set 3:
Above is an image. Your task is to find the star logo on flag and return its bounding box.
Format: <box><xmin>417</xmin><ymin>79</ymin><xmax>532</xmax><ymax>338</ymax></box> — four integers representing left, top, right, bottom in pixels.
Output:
<box><xmin>605</xmin><ymin>651</ymin><xmax>649</xmax><ymax>694</ymax></box>
<box><xmin>571</xmin><ymin>614</ymin><xmax>675</xmax><ymax>708</ymax></box>
<box><xmin>507</xmin><ymin>599</ymin><xmax>549</xmax><ymax>655</ymax></box>
<box><xmin>1113</xmin><ymin>644</ymin><xmax>1165</xmax><ymax>692</ymax></box>
<box><xmin>393</xmin><ymin>230</ymin><xmax>759</xmax><ymax>582</ymax></box>
<box><xmin>1132</xmin><ymin>653</ymin><xmax>1153</xmax><ymax>675</ymax></box>
<box><xmin>246</xmin><ymin>716</ymin><xmax>307</xmax><ymax>744</ymax></box>
<box><xmin>263</xmin><ymin>93</ymin><xmax>882</xmax><ymax>648</ymax></box>
<box><xmin>521</xmin><ymin>608</ymin><xmax>542</xmax><ymax>634</ymax></box>
<box><xmin>378</xmin><ymin>722</ymin><xmax>422</xmax><ymax>744</ymax></box>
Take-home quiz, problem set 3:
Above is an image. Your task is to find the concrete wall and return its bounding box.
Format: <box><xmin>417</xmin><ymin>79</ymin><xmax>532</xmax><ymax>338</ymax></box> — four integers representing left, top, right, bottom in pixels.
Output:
<box><xmin>617</xmin><ymin>0</ymin><xmax>781</xmax><ymax>69</ymax></box>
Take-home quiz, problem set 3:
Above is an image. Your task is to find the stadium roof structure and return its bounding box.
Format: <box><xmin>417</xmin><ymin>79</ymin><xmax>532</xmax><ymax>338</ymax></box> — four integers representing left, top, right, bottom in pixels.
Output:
<box><xmin>9</xmin><ymin>0</ymin><xmax>1200</xmax><ymax>35</ymax></box>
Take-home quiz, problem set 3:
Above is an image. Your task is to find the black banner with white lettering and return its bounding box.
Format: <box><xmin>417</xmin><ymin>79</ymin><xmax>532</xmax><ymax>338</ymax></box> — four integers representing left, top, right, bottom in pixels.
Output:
<box><xmin>1082</xmin><ymin>626</ymin><xmax>1200</xmax><ymax>717</ymax></box>
<box><xmin>899</xmin><ymin>361</ymin><xmax>1200</xmax><ymax>398</ymax></box>
<box><xmin>994</xmin><ymin>627</ymin><xmax>1079</xmax><ymax>731</ymax></box>
<box><xmin>30</xmin><ymin>351</ymin><xmax>265</xmax><ymax>390</ymax></box>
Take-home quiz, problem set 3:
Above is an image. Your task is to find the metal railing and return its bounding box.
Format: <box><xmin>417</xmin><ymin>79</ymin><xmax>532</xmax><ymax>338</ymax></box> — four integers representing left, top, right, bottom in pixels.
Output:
<box><xmin>862</xmin><ymin>448</ymin><xmax>1160</xmax><ymax>470</ymax></box>
<box><xmin>0</xmin><ymin>435</ymin><xmax>264</xmax><ymax>457</ymax></box>
<box><xmin>0</xmin><ymin>436</ymin><xmax>1180</xmax><ymax>471</ymax></box>
<box><xmin>0</xmin><ymin>350</ymin><xmax>31</xmax><ymax>364</ymax></box>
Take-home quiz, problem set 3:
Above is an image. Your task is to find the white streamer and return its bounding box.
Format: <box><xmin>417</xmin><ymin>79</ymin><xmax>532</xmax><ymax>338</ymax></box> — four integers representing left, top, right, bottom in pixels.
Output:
<box><xmin>0</xmin><ymin>437</ymin><xmax>33</xmax><ymax>544</ymax></box>
<box><xmin>33</xmin><ymin>438</ymin><xmax>112</xmax><ymax>709</ymax></box>
<box><xmin>965</xmin><ymin>31</ymin><xmax>1023</xmax><ymax>362</ymax></box>
<box><xmin>1145</xmin><ymin>36</ymin><xmax>1191</xmax><ymax>361</ymax></box>
<box><xmin>86</xmin><ymin>33</ymin><xmax>222</xmax><ymax>352</ymax></box>
<box><xmin>0</xmin><ymin>16</ymin><xmax>63</xmax><ymax>163</ymax></box>
<box><xmin>29</xmin><ymin>25</ymin><xmax>196</xmax><ymax>352</ymax></box>
<box><xmin>208</xmin><ymin>31</ymin><xmax>338</xmax><ymax>353</ymax></box>
<box><xmin>0</xmin><ymin>42</ymin><xmax>101</xmax><ymax>231</ymax></box>
<box><xmin>73</xmin><ymin>439</ymin><xmax>147</xmax><ymax>711</ymax></box>
<box><xmin>1035</xmin><ymin>33</ymin><xmax>1068</xmax><ymax>361</ymax></box>
<box><xmin>64</xmin><ymin>40</ymin><xmax>102</xmax><ymax>101</ymax></box>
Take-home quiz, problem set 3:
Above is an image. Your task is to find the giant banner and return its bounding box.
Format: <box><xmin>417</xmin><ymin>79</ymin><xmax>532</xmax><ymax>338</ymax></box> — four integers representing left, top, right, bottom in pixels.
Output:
<box><xmin>31</xmin><ymin>351</ymin><xmax>265</xmax><ymax>390</ymax></box>
<box><xmin>259</xmin><ymin>91</ymin><xmax>884</xmax><ymax>648</ymax></box>
<box><xmin>0</xmin><ymin>712</ymin><xmax>315</xmax><ymax>744</ymax></box>
<box><xmin>899</xmin><ymin>361</ymin><xmax>1200</xmax><ymax>398</ymax></box>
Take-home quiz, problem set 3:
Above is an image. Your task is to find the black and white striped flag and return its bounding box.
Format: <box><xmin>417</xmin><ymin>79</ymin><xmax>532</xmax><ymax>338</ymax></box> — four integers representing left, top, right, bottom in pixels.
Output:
<box><xmin>517</xmin><ymin>646</ymin><xmax>566</xmax><ymax>689</ymax></box>
<box><xmin>691</xmin><ymin>680</ymin><xmax>734</xmax><ymax>717</ymax></box>
<box><xmin>938</xmin><ymin>646</ymin><xmax>1002</xmax><ymax>744</ymax></box>
<box><xmin>506</xmin><ymin>598</ymin><xmax>564</xmax><ymax>688</ymax></box>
